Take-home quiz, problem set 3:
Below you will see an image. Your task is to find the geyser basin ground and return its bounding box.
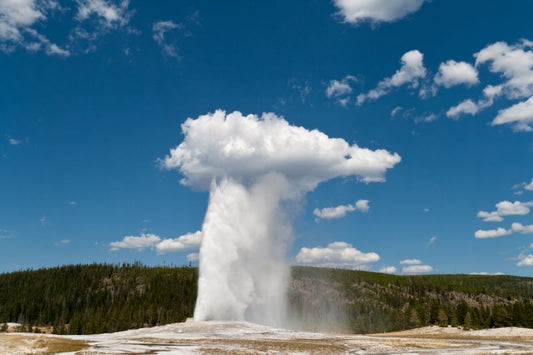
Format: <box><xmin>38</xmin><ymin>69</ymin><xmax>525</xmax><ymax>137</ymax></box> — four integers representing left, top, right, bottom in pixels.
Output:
<box><xmin>2</xmin><ymin>321</ymin><xmax>533</xmax><ymax>354</ymax></box>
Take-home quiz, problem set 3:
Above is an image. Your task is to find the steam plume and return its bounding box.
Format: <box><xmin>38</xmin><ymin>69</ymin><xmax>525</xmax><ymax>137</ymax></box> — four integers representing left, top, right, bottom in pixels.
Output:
<box><xmin>162</xmin><ymin>110</ymin><xmax>400</xmax><ymax>326</ymax></box>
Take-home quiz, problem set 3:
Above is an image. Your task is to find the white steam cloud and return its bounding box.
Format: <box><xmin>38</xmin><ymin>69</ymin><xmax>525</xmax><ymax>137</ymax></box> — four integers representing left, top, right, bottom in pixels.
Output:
<box><xmin>162</xmin><ymin>110</ymin><xmax>400</xmax><ymax>326</ymax></box>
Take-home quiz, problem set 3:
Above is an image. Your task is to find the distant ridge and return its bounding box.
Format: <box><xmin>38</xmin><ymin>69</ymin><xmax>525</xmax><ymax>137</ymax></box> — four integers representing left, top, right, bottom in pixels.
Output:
<box><xmin>1</xmin><ymin>264</ymin><xmax>532</xmax><ymax>335</ymax></box>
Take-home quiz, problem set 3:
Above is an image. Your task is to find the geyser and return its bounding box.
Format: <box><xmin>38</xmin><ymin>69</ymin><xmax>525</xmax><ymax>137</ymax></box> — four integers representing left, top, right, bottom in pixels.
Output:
<box><xmin>162</xmin><ymin>110</ymin><xmax>400</xmax><ymax>326</ymax></box>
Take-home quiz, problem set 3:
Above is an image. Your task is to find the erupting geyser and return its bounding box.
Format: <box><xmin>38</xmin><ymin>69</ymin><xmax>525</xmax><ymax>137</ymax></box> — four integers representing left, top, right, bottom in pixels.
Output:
<box><xmin>162</xmin><ymin>110</ymin><xmax>400</xmax><ymax>327</ymax></box>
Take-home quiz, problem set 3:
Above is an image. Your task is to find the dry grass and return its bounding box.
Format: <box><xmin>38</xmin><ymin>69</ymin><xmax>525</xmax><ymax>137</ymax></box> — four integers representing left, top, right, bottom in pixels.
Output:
<box><xmin>371</xmin><ymin>328</ymin><xmax>533</xmax><ymax>343</ymax></box>
<box><xmin>0</xmin><ymin>334</ymin><xmax>89</xmax><ymax>354</ymax></box>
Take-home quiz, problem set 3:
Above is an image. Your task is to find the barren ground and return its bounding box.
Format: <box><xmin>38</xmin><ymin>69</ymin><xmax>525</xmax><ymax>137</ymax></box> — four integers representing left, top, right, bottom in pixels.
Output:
<box><xmin>1</xmin><ymin>321</ymin><xmax>533</xmax><ymax>354</ymax></box>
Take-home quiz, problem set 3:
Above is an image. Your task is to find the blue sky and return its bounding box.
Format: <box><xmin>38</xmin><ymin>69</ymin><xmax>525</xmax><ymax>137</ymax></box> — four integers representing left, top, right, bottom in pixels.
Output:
<box><xmin>1</xmin><ymin>0</ymin><xmax>532</xmax><ymax>275</ymax></box>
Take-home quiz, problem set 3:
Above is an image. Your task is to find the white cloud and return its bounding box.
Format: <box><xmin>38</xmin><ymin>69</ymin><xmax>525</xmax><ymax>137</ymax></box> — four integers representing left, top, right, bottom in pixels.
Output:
<box><xmin>525</xmin><ymin>178</ymin><xmax>533</xmax><ymax>191</ymax></box>
<box><xmin>155</xmin><ymin>231</ymin><xmax>202</xmax><ymax>254</ymax></box>
<box><xmin>475</xmin><ymin>40</ymin><xmax>533</xmax><ymax>100</ymax></box>
<box><xmin>152</xmin><ymin>12</ymin><xmax>199</xmax><ymax>60</ymax></box>
<box><xmin>313</xmin><ymin>199</ymin><xmax>369</xmax><ymax>220</ymax></box>
<box><xmin>470</xmin><ymin>272</ymin><xmax>504</xmax><ymax>275</ymax></box>
<box><xmin>60</xmin><ymin>238</ymin><xmax>71</xmax><ymax>244</ymax></box>
<box><xmin>434</xmin><ymin>60</ymin><xmax>479</xmax><ymax>88</ymax></box>
<box><xmin>446</xmin><ymin>99</ymin><xmax>481</xmax><ymax>118</ymax></box>
<box><xmin>295</xmin><ymin>241</ymin><xmax>379</xmax><ymax>269</ymax></box>
<box><xmin>446</xmin><ymin>85</ymin><xmax>502</xmax><ymax>119</ymax></box>
<box><xmin>162</xmin><ymin>110</ymin><xmax>401</xmax><ymax>192</ymax></box>
<box><xmin>428</xmin><ymin>236</ymin><xmax>437</xmax><ymax>245</ymax></box>
<box><xmin>379</xmin><ymin>266</ymin><xmax>397</xmax><ymax>274</ymax></box>
<box><xmin>0</xmin><ymin>0</ymin><xmax>69</xmax><ymax>55</ymax></box>
<box><xmin>477</xmin><ymin>200</ymin><xmax>533</xmax><ymax>222</ymax></box>
<box><xmin>400</xmin><ymin>258</ymin><xmax>422</xmax><ymax>265</ymax></box>
<box><xmin>402</xmin><ymin>264</ymin><xmax>433</xmax><ymax>274</ymax></box>
<box><xmin>8</xmin><ymin>138</ymin><xmax>22</xmax><ymax>145</ymax></box>
<box><xmin>414</xmin><ymin>113</ymin><xmax>438</xmax><ymax>123</ymax></box>
<box><xmin>474</xmin><ymin>227</ymin><xmax>509</xmax><ymax>239</ymax></box>
<box><xmin>326</xmin><ymin>76</ymin><xmax>357</xmax><ymax>105</ymax></box>
<box><xmin>76</xmin><ymin>0</ymin><xmax>132</xmax><ymax>28</ymax></box>
<box><xmin>334</xmin><ymin>0</ymin><xmax>426</xmax><ymax>25</ymax></box>
<box><xmin>492</xmin><ymin>96</ymin><xmax>533</xmax><ymax>132</ymax></box>
<box><xmin>517</xmin><ymin>254</ymin><xmax>533</xmax><ymax>267</ymax></box>
<box><xmin>446</xmin><ymin>38</ymin><xmax>533</xmax><ymax>122</ymax></box>
<box><xmin>152</xmin><ymin>20</ymin><xmax>182</xmax><ymax>58</ymax></box>
<box><xmin>475</xmin><ymin>222</ymin><xmax>533</xmax><ymax>239</ymax></box>
<box><xmin>391</xmin><ymin>106</ymin><xmax>403</xmax><ymax>117</ymax></box>
<box><xmin>187</xmin><ymin>252</ymin><xmax>199</xmax><ymax>262</ymax></box>
<box><xmin>424</xmin><ymin>208</ymin><xmax>430</xmax><ymax>212</ymax></box>
<box><xmin>357</xmin><ymin>50</ymin><xmax>426</xmax><ymax>105</ymax></box>
<box><xmin>110</xmin><ymin>233</ymin><xmax>161</xmax><ymax>251</ymax></box>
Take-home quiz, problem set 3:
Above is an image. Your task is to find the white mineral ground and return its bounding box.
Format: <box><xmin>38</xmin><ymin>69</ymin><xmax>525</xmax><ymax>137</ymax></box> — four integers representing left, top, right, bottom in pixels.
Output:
<box><xmin>1</xmin><ymin>320</ymin><xmax>533</xmax><ymax>354</ymax></box>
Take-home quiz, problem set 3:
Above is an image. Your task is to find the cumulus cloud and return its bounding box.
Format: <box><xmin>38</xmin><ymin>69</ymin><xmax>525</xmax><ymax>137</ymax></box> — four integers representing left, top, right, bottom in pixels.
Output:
<box><xmin>0</xmin><ymin>0</ymin><xmax>69</xmax><ymax>55</ymax></box>
<box><xmin>477</xmin><ymin>200</ymin><xmax>533</xmax><ymax>222</ymax></box>
<box><xmin>334</xmin><ymin>0</ymin><xmax>426</xmax><ymax>25</ymax></box>
<box><xmin>475</xmin><ymin>223</ymin><xmax>533</xmax><ymax>239</ymax></box>
<box><xmin>402</xmin><ymin>264</ymin><xmax>433</xmax><ymax>274</ymax></box>
<box><xmin>446</xmin><ymin>40</ymin><xmax>533</xmax><ymax>130</ymax></box>
<box><xmin>155</xmin><ymin>231</ymin><xmax>202</xmax><ymax>254</ymax></box>
<box><xmin>313</xmin><ymin>199</ymin><xmax>369</xmax><ymax>220</ymax></box>
<box><xmin>110</xmin><ymin>233</ymin><xmax>161</xmax><ymax>251</ymax></box>
<box><xmin>110</xmin><ymin>231</ymin><xmax>203</xmax><ymax>254</ymax></box>
<box><xmin>447</xmin><ymin>39</ymin><xmax>533</xmax><ymax>123</ymax></box>
<box><xmin>434</xmin><ymin>60</ymin><xmax>479</xmax><ymax>88</ymax></box>
<box><xmin>446</xmin><ymin>99</ymin><xmax>480</xmax><ymax>118</ymax></box>
<box><xmin>379</xmin><ymin>266</ymin><xmax>397</xmax><ymax>274</ymax></box>
<box><xmin>475</xmin><ymin>40</ymin><xmax>533</xmax><ymax>100</ymax></box>
<box><xmin>400</xmin><ymin>258</ymin><xmax>422</xmax><ymax>265</ymax></box>
<box><xmin>517</xmin><ymin>254</ymin><xmax>533</xmax><ymax>267</ymax></box>
<box><xmin>492</xmin><ymin>96</ymin><xmax>533</xmax><ymax>132</ymax></box>
<box><xmin>427</xmin><ymin>236</ymin><xmax>437</xmax><ymax>246</ymax></box>
<box><xmin>162</xmin><ymin>110</ymin><xmax>401</xmax><ymax>192</ymax></box>
<box><xmin>446</xmin><ymin>85</ymin><xmax>502</xmax><ymax>119</ymax></box>
<box><xmin>295</xmin><ymin>241</ymin><xmax>380</xmax><ymax>269</ymax></box>
<box><xmin>357</xmin><ymin>50</ymin><xmax>426</xmax><ymax>105</ymax></box>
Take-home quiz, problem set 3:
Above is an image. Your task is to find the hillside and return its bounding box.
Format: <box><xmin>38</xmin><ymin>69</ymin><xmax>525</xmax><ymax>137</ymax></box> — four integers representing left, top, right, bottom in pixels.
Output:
<box><xmin>1</xmin><ymin>264</ymin><xmax>532</xmax><ymax>335</ymax></box>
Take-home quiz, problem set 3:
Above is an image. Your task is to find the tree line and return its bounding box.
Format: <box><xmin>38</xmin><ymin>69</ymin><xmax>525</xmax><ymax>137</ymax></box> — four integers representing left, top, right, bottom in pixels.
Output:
<box><xmin>1</xmin><ymin>264</ymin><xmax>532</xmax><ymax>334</ymax></box>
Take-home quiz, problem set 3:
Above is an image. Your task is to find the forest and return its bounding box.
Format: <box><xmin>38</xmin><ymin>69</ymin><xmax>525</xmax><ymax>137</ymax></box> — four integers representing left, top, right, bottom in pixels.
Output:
<box><xmin>1</xmin><ymin>264</ymin><xmax>532</xmax><ymax>334</ymax></box>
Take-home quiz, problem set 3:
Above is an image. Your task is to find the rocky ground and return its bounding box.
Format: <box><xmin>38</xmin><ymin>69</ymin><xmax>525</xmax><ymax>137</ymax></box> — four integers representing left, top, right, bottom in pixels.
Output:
<box><xmin>1</xmin><ymin>320</ymin><xmax>533</xmax><ymax>354</ymax></box>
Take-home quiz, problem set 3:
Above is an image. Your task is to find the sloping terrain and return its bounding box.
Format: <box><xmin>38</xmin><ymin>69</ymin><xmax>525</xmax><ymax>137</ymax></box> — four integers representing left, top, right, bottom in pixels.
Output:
<box><xmin>1</xmin><ymin>264</ymin><xmax>533</xmax><ymax>334</ymax></box>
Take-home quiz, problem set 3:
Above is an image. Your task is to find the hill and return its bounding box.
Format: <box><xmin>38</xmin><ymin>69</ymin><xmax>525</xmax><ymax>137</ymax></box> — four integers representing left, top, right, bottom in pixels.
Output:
<box><xmin>0</xmin><ymin>264</ymin><xmax>532</xmax><ymax>334</ymax></box>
